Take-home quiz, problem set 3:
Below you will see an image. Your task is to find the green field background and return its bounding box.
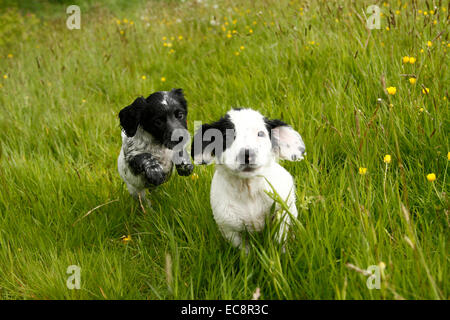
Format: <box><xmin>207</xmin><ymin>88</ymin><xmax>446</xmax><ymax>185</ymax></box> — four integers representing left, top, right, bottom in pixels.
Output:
<box><xmin>0</xmin><ymin>0</ymin><xmax>448</xmax><ymax>299</ymax></box>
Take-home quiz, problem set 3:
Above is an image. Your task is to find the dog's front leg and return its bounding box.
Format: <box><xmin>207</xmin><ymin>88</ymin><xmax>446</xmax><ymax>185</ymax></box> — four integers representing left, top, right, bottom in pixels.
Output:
<box><xmin>174</xmin><ymin>148</ymin><xmax>194</xmax><ymax>176</ymax></box>
<box><xmin>128</xmin><ymin>153</ymin><xmax>167</xmax><ymax>187</ymax></box>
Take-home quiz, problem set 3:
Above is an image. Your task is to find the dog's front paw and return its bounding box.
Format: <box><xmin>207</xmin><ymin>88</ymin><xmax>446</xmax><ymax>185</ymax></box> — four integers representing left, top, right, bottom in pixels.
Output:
<box><xmin>144</xmin><ymin>161</ymin><xmax>166</xmax><ymax>186</ymax></box>
<box><xmin>176</xmin><ymin>162</ymin><xmax>194</xmax><ymax>176</ymax></box>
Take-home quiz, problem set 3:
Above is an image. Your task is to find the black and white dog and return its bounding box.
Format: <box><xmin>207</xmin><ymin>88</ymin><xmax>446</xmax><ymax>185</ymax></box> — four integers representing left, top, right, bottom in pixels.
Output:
<box><xmin>192</xmin><ymin>108</ymin><xmax>305</xmax><ymax>249</ymax></box>
<box><xmin>118</xmin><ymin>89</ymin><xmax>193</xmax><ymax>203</ymax></box>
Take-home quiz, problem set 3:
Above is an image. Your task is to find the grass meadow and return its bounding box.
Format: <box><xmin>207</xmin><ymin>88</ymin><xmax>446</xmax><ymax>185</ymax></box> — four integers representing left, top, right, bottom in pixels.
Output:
<box><xmin>0</xmin><ymin>0</ymin><xmax>448</xmax><ymax>299</ymax></box>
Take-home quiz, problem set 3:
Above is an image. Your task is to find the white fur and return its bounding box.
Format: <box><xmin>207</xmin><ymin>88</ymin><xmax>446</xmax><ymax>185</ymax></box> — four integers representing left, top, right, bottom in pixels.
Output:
<box><xmin>207</xmin><ymin>109</ymin><xmax>305</xmax><ymax>249</ymax></box>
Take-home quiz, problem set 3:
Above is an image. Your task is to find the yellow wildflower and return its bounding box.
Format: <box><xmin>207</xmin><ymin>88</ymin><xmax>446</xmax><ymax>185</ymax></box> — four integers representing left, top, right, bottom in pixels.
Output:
<box><xmin>191</xmin><ymin>173</ymin><xmax>199</xmax><ymax>181</ymax></box>
<box><xmin>7</xmin><ymin>53</ymin><xmax>13</xmax><ymax>59</ymax></box>
<box><xmin>141</xmin><ymin>75</ymin><xmax>147</xmax><ymax>80</ymax></box>
<box><xmin>426</xmin><ymin>173</ymin><xmax>436</xmax><ymax>182</ymax></box>
<box><xmin>161</xmin><ymin>77</ymin><xmax>166</xmax><ymax>82</ymax></box>
<box><xmin>427</xmin><ymin>41</ymin><xmax>432</xmax><ymax>47</ymax></box>
<box><xmin>383</xmin><ymin>155</ymin><xmax>392</xmax><ymax>164</ymax></box>
<box><xmin>422</xmin><ymin>87</ymin><xmax>430</xmax><ymax>95</ymax></box>
<box><xmin>402</xmin><ymin>56</ymin><xmax>410</xmax><ymax>63</ymax></box>
<box><xmin>409</xmin><ymin>57</ymin><xmax>416</xmax><ymax>64</ymax></box>
<box><xmin>121</xmin><ymin>235</ymin><xmax>132</xmax><ymax>243</ymax></box>
<box><xmin>387</xmin><ymin>86</ymin><xmax>397</xmax><ymax>95</ymax></box>
<box><xmin>359</xmin><ymin>167</ymin><xmax>368</xmax><ymax>175</ymax></box>
<box><xmin>409</xmin><ymin>77</ymin><xmax>416</xmax><ymax>84</ymax></box>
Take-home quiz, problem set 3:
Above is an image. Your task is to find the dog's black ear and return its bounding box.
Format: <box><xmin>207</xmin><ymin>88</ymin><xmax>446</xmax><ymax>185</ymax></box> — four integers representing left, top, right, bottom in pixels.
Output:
<box><xmin>119</xmin><ymin>97</ymin><xmax>146</xmax><ymax>137</ymax></box>
<box><xmin>265</xmin><ymin>118</ymin><xmax>306</xmax><ymax>161</ymax></box>
<box><xmin>191</xmin><ymin>115</ymin><xmax>235</xmax><ymax>165</ymax></box>
<box><xmin>170</xmin><ymin>88</ymin><xmax>187</xmax><ymax>110</ymax></box>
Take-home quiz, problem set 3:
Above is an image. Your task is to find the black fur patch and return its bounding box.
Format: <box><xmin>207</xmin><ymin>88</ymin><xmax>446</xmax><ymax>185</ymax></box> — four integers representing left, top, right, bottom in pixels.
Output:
<box><xmin>119</xmin><ymin>89</ymin><xmax>188</xmax><ymax>149</ymax></box>
<box><xmin>191</xmin><ymin>114</ymin><xmax>235</xmax><ymax>161</ymax></box>
<box><xmin>118</xmin><ymin>97</ymin><xmax>147</xmax><ymax>137</ymax></box>
<box><xmin>264</xmin><ymin>118</ymin><xmax>288</xmax><ymax>139</ymax></box>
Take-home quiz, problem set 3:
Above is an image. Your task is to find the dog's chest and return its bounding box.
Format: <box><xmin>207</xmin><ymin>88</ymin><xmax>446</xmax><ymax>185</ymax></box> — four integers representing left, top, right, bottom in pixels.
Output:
<box><xmin>212</xmin><ymin>175</ymin><xmax>273</xmax><ymax>232</ymax></box>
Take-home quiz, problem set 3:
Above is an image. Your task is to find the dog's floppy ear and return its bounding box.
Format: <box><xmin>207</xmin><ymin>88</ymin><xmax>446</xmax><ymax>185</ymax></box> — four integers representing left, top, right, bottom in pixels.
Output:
<box><xmin>119</xmin><ymin>97</ymin><xmax>147</xmax><ymax>137</ymax></box>
<box><xmin>170</xmin><ymin>88</ymin><xmax>187</xmax><ymax>110</ymax></box>
<box><xmin>191</xmin><ymin>115</ymin><xmax>235</xmax><ymax>165</ymax></box>
<box><xmin>265</xmin><ymin>118</ymin><xmax>306</xmax><ymax>161</ymax></box>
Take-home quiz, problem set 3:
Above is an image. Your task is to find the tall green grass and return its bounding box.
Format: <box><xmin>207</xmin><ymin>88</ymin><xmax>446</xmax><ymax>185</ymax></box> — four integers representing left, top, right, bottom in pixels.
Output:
<box><xmin>0</xmin><ymin>0</ymin><xmax>448</xmax><ymax>299</ymax></box>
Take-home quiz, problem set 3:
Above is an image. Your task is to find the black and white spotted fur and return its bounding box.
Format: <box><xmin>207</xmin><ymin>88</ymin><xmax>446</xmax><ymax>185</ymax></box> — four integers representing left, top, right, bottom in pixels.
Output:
<box><xmin>118</xmin><ymin>89</ymin><xmax>193</xmax><ymax>202</ymax></box>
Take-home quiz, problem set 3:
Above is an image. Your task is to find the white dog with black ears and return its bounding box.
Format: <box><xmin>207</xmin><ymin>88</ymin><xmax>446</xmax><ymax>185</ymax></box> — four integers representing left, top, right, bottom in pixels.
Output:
<box><xmin>192</xmin><ymin>108</ymin><xmax>306</xmax><ymax>250</ymax></box>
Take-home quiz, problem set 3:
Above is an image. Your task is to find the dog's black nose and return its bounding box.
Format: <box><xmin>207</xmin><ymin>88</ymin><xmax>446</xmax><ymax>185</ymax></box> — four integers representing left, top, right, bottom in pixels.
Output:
<box><xmin>239</xmin><ymin>148</ymin><xmax>256</xmax><ymax>165</ymax></box>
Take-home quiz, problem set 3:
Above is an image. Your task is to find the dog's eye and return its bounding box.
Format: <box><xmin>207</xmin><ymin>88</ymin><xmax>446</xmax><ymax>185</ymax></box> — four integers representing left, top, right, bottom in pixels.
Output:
<box><xmin>257</xmin><ymin>131</ymin><xmax>265</xmax><ymax>137</ymax></box>
<box><xmin>175</xmin><ymin>111</ymin><xmax>184</xmax><ymax>120</ymax></box>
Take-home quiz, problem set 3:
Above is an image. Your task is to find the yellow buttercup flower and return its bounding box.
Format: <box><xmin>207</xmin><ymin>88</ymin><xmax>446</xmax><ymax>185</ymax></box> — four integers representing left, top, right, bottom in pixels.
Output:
<box><xmin>226</xmin><ymin>33</ymin><xmax>232</xmax><ymax>38</ymax></box>
<box><xmin>161</xmin><ymin>77</ymin><xmax>166</xmax><ymax>82</ymax></box>
<box><xmin>234</xmin><ymin>51</ymin><xmax>240</xmax><ymax>56</ymax></box>
<box><xmin>426</xmin><ymin>173</ymin><xmax>436</xmax><ymax>182</ymax></box>
<box><xmin>359</xmin><ymin>167</ymin><xmax>368</xmax><ymax>175</ymax></box>
<box><xmin>3</xmin><ymin>75</ymin><xmax>7</xmax><ymax>79</ymax></box>
<box><xmin>427</xmin><ymin>41</ymin><xmax>432</xmax><ymax>47</ymax></box>
<box><xmin>191</xmin><ymin>173</ymin><xmax>199</xmax><ymax>181</ymax></box>
<box><xmin>121</xmin><ymin>235</ymin><xmax>132</xmax><ymax>243</ymax></box>
<box><xmin>409</xmin><ymin>77</ymin><xmax>416</xmax><ymax>84</ymax></box>
<box><xmin>386</xmin><ymin>26</ymin><xmax>390</xmax><ymax>31</ymax></box>
<box><xmin>402</xmin><ymin>56</ymin><xmax>410</xmax><ymax>63</ymax></box>
<box><xmin>7</xmin><ymin>53</ymin><xmax>13</xmax><ymax>59</ymax></box>
<box><xmin>409</xmin><ymin>57</ymin><xmax>416</xmax><ymax>64</ymax></box>
<box><xmin>178</xmin><ymin>35</ymin><xmax>183</xmax><ymax>40</ymax></box>
<box><xmin>141</xmin><ymin>75</ymin><xmax>146</xmax><ymax>80</ymax></box>
<box><xmin>240</xmin><ymin>46</ymin><xmax>245</xmax><ymax>50</ymax></box>
<box><xmin>162</xmin><ymin>36</ymin><xmax>167</xmax><ymax>41</ymax></box>
<box><xmin>422</xmin><ymin>87</ymin><xmax>430</xmax><ymax>95</ymax></box>
<box><xmin>383</xmin><ymin>155</ymin><xmax>392</xmax><ymax>164</ymax></box>
<box><xmin>447</xmin><ymin>152</ymin><xmax>450</xmax><ymax>161</ymax></box>
<box><xmin>387</xmin><ymin>86</ymin><xmax>397</xmax><ymax>95</ymax></box>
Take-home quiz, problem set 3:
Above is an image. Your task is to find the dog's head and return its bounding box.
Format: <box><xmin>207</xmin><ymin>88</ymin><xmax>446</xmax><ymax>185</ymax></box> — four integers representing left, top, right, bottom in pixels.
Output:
<box><xmin>119</xmin><ymin>89</ymin><xmax>188</xmax><ymax>149</ymax></box>
<box><xmin>192</xmin><ymin>108</ymin><xmax>305</xmax><ymax>178</ymax></box>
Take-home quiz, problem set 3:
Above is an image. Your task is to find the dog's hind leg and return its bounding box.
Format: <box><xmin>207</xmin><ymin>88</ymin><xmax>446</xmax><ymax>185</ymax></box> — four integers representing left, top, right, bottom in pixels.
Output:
<box><xmin>126</xmin><ymin>184</ymin><xmax>151</xmax><ymax>207</ymax></box>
